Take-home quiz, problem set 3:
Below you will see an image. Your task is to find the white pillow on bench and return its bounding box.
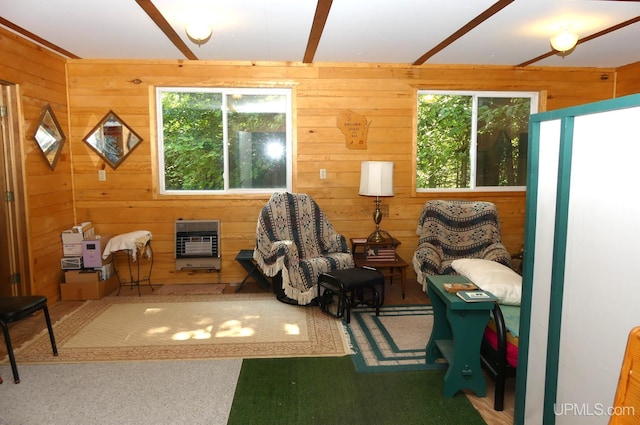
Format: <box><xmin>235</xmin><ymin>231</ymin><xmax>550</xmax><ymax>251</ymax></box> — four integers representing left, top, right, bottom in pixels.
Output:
<box><xmin>451</xmin><ymin>259</ymin><xmax>522</xmax><ymax>306</ymax></box>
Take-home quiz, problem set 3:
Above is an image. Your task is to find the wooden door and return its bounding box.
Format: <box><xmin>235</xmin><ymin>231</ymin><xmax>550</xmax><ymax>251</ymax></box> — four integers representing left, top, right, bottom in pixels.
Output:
<box><xmin>0</xmin><ymin>86</ymin><xmax>14</xmax><ymax>296</ymax></box>
<box><xmin>0</xmin><ymin>83</ymin><xmax>27</xmax><ymax>297</ymax></box>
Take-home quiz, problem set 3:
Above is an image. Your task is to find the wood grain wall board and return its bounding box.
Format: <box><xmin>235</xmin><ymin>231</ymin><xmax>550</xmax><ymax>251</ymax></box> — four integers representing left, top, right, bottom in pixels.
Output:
<box><xmin>3</xmin><ymin>26</ymin><xmax>639</xmax><ymax>299</ymax></box>
<box><xmin>615</xmin><ymin>62</ymin><xmax>640</xmax><ymax>96</ymax></box>
<box><xmin>0</xmin><ymin>28</ymin><xmax>73</xmax><ymax>300</ymax></box>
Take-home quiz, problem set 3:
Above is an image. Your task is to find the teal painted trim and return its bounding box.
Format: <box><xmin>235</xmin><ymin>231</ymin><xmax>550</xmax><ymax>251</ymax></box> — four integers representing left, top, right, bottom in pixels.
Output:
<box><xmin>513</xmin><ymin>119</ymin><xmax>542</xmax><ymax>425</ymax></box>
<box><xmin>530</xmin><ymin>93</ymin><xmax>640</xmax><ymax>124</ymax></box>
<box><xmin>516</xmin><ymin>94</ymin><xmax>640</xmax><ymax>425</ymax></box>
<box><xmin>542</xmin><ymin>116</ymin><xmax>574</xmax><ymax>425</ymax></box>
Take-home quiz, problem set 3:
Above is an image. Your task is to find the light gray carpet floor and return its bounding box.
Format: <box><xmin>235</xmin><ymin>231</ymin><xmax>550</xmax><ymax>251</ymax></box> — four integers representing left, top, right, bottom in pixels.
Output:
<box><xmin>0</xmin><ymin>359</ymin><xmax>242</xmax><ymax>425</ymax></box>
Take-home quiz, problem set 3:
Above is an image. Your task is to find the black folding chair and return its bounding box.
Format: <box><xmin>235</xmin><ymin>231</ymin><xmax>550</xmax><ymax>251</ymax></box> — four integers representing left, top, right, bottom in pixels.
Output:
<box><xmin>0</xmin><ymin>296</ymin><xmax>58</xmax><ymax>383</ymax></box>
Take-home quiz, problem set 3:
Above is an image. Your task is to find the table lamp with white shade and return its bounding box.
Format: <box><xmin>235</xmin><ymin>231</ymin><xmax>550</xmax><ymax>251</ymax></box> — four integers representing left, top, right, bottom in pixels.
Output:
<box><xmin>359</xmin><ymin>161</ymin><xmax>394</xmax><ymax>243</ymax></box>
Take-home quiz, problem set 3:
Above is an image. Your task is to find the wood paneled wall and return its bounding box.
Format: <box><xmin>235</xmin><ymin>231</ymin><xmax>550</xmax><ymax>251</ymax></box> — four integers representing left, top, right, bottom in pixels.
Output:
<box><xmin>616</xmin><ymin>61</ymin><xmax>640</xmax><ymax>97</ymax></box>
<box><xmin>0</xmin><ymin>28</ymin><xmax>72</xmax><ymax>300</ymax></box>
<box><xmin>65</xmin><ymin>60</ymin><xmax>619</xmax><ymax>287</ymax></box>
<box><xmin>3</xmin><ymin>23</ymin><xmax>639</xmax><ymax>300</ymax></box>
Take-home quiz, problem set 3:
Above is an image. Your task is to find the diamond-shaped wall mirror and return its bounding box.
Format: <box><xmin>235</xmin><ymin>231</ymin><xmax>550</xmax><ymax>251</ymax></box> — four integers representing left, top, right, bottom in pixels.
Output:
<box><xmin>83</xmin><ymin>111</ymin><xmax>143</xmax><ymax>169</ymax></box>
<box><xmin>33</xmin><ymin>104</ymin><xmax>65</xmax><ymax>170</ymax></box>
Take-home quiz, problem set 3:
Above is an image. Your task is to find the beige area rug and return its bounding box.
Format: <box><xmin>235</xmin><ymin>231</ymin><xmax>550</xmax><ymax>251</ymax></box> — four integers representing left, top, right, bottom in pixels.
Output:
<box><xmin>13</xmin><ymin>293</ymin><xmax>351</xmax><ymax>363</ymax></box>
<box><xmin>155</xmin><ymin>283</ymin><xmax>226</xmax><ymax>296</ymax></box>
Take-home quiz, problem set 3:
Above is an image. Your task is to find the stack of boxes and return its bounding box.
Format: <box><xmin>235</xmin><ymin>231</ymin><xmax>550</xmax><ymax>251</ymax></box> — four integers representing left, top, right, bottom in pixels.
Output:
<box><xmin>60</xmin><ymin>222</ymin><xmax>118</xmax><ymax>300</ymax></box>
<box><xmin>60</xmin><ymin>222</ymin><xmax>94</xmax><ymax>269</ymax></box>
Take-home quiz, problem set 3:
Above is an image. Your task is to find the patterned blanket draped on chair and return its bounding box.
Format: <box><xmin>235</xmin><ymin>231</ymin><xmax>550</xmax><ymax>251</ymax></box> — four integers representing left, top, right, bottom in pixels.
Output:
<box><xmin>412</xmin><ymin>200</ymin><xmax>511</xmax><ymax>291</ymax></box>
<box><xmin>254</xmin><ymin>192</ymin><xmax>354</xmax><ymax>305</ymax></box>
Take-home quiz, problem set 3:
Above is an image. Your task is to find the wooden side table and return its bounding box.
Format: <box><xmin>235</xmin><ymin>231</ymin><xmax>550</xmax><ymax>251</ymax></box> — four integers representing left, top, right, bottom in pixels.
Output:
<box><xmin>350</xmin><ymin>238</ymin><xmax>408</xmax><ymax>299</ymax></box>
<box><xmin>425</xmin><ymin>275</ymin><xmax>493</xmax><ymax>397</ymax></box>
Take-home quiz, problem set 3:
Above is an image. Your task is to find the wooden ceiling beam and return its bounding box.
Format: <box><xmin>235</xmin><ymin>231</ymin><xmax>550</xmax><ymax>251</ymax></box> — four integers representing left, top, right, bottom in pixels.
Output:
<box><xmin>135</xmin><ymin>0</ymin><xmax>199</xmax><ymax>61</ymax></box>
<box><xmin>517</xmin><ymin>15</ymin><xmax>640</xmax><ymax>67</ymax></box>
<box><xmin>0</xmin><ymin>17</ymin><xmax>80</xmax><ymax>59</ymax></box>
<box><xmin>413</xmin><ymin>0</ymin><xmax>514</xmax><ymax>65</ymax></box>
<box><xmin>303</xmin><ymin>0</ymin><xmax>333</xmax><ymax>63</ymax></box>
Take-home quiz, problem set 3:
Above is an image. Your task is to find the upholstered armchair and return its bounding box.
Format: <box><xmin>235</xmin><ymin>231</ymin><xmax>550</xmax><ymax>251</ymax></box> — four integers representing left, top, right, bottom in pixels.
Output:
<box><xmin>254</xmin><ymin>192</ymin><xmax>354</xmax><ymax>305</ymax></box>
<box><xmin>412</xmin><ymin>200</ymin><xmax>511</xmax><ymax>291</ymax></box>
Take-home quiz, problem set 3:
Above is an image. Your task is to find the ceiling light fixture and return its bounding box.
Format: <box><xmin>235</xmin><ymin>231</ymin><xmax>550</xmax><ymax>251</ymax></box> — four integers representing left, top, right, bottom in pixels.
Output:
<box><xmin>185</xmin><ymin>21</ymin><xmax>213</xmax><ymax>46</ymax></box>
<box><xmin>550</xmin><ymin>29</ymin><xmax>578</xmax><ymax>55</ymax></box>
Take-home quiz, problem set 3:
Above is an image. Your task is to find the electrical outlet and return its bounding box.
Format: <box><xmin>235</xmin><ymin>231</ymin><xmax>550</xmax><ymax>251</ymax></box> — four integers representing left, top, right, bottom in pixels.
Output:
<box><xmin>98</xmin><ymin>170</ymin><xmax>106</xmax><ymax>181</ymax></box>
<box><xmin>320</xmin><ymin>169</ymin><xmax>327</xmax><ymax>179</ymax></box>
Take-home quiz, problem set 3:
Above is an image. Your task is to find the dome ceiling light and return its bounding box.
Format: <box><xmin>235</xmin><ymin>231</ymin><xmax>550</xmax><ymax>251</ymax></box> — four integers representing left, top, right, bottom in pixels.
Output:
<box><xmin>550</xmin><ymin>28</ymin><xmax>578</xmax><ymax>56</ymax></box>
<box><xmin>185</xmin><ymin>20</ymin><xmax>213</xmax><ymax>46</ymax></box>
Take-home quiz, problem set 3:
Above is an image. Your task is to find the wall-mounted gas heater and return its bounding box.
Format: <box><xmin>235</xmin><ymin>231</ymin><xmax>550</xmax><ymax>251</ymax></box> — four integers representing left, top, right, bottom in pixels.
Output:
<box><xmin>175</xmin><ymin>220</ymin><xmax>221</xmax><ymax>270</ymax></box>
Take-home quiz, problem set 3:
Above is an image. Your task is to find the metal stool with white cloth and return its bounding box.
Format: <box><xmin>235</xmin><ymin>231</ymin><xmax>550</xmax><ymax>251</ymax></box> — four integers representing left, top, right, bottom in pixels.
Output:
<box><xmin>102</xmin><ymin>230</ymin><xmax>154</xmax><ymax>296</ymax></box>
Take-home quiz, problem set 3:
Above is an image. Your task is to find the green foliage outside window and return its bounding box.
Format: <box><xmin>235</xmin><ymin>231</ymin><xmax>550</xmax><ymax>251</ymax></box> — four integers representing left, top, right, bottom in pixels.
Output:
<box><xmin>161</xmin><ymin>91</ymin><xmax>224</xmax><ymax>190</ymax></box>
<box><xmin>417</xmin><ymin>94</ymin><xmax>472</xmax><ymax>188</ymax></box>
<box><xmin>159</xmin><ymin>89</ymin><xmax>290</xmax><ymax>193</ymax></box>
<box><xmin>476</xmin><ymin>97</ymin><xmax>531</xmax><ymax>187</ymax></box>
<box><xmin>417</xmin><ymin>92</ymin><xmax>534</xmax><ymax>189</ymax></box>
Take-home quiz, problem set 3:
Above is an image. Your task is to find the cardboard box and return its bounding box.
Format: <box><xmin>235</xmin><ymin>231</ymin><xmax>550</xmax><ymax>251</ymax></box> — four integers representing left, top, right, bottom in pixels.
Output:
<box><xmin>61</xmin><ymin>230</ymin><xmax>83</xmax><ymax>245</ymax></box>
<box><xmin>64</xmin><ymin>269</ymin><xmax>102</xmax><ymax>283</ymax></box>
<box><xmin>62</xmin><ymin>225</ymin><xmax>98</xmax><ymax>256</ymax></box>
<box><xmin>63</xmin><ymin>243</ymin><xmax>83</xmax><ymax>256</ymax></box>
<box><xmin>72</xmin><ymin>222</ymin><xmax>95</xmax><ymax>239</ymax></box>
<box><xmin>61</xmin><ymin>270</ymin><xmax>119</xmax><ymax>300</ymax></box>
<box><xmin>60</xmin><ymin>256</ymin><xmax>83</xmax><ymax>269</ymax></box>
<box><xmin>72</xmin><ymin>221</ymin><xmax>93</xmax><ymax>234</ymax></box>
<box><xmin>61</xmin><ymin>224</ymin><xmax>95</xmax><ymax>244</ymax></box>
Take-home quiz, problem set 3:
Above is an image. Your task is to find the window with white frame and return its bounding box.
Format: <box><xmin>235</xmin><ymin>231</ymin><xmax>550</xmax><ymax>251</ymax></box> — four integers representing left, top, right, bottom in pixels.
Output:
<box><xmin>416</xmin><ymin>90</ymin><xmax>538</xmax><ymax>190</ymax></box>
<box><xmin>156</xmin><ymin>87</ymin><xmax>292</xmax><ymax>194</ymax></box>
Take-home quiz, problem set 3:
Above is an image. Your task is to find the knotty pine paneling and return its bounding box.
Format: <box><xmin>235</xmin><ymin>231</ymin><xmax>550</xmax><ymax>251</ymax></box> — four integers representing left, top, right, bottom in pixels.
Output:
<box><xmin>0</xmin><ymin>28</ymin><xmax>72</xmax><ymax>300</ymax></box>
<box><xmin>1</xmin><ymin>25</ymin><xmax>637</xmax><ymax>298</ymax></box>
<box><xmin>63</xmin><ymin>59</ymin><xmax>620</xmax><ymax>286</ymax></box>
<box><xmin>616</xmin><ymin>61</ymin><xmax>640</xmax><ymax>97</ymax></box>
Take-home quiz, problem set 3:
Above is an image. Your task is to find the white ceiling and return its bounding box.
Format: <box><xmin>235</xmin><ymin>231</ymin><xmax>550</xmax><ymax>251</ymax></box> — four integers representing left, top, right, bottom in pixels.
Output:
<box><xmin>1</xmin><ymin>0</ymin><xmax>639</xmax><ymax>68</ymax></box>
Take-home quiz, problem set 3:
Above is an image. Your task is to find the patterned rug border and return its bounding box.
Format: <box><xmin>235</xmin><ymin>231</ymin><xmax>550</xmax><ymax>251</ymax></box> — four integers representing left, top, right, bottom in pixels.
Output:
<box><xmin>347</xmin><ymin>304</ymin><xmax>447</xmax><ymax>373</ymax></box>
<box><xmin>9</xmin><ymin>293</ymin><xmax>352</xmax><ymax>364</ymax></box>
<box><xmin>155</xmin><ymin>284</ymin><xmax>226</xmax><ymax>296</ymax></box>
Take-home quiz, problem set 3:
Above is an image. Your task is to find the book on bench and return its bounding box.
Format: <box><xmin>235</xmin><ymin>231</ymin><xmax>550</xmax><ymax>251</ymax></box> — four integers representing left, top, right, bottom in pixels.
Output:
<box><xmin>456</xmin><ymin>290</ymin><xmax>497</xmax><ymax>303</ymax></box>
<box><xmin>443</xmin><ymin>282</ymin><xmax>478</xmax><ymax>293</ymax></box>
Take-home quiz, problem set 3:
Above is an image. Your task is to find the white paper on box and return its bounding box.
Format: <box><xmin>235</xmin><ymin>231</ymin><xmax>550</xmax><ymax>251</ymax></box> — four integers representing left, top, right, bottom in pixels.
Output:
<box><xmin>63</xmin><ymin>243</ymin><xmax>83</xmax><ymax>256</ymax></box>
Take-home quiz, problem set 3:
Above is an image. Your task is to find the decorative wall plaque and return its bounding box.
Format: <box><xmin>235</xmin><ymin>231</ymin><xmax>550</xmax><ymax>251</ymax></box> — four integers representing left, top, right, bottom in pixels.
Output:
<box><xmin>337</xmin><ymin>110</ymin><xmax>370</xmax><ymax>150</ymax></box>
